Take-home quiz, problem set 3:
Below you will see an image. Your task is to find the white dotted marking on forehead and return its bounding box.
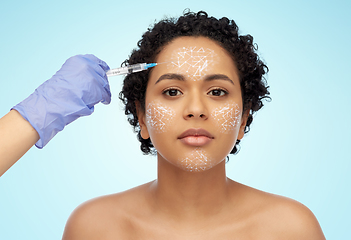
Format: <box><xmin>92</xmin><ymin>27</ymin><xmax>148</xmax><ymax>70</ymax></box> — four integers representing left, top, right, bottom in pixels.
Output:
<box><xmin>168</xmin><ymin>46</ymin><xmax>217</xmax><ymax>80</ymax></box>
<box><xmin>212</xmin><ymin>103</ymin><xmax>241</xmax><ymax>133</ymax></box>
<box><xmin>146</xmin><ymin>101</ymin><xmax>175</xmax><ymax>133</ymax></box>
<box><xmin>179</xmin><ymin>148</ymin><xmax>215</xmax><ymax>172</ymax></box>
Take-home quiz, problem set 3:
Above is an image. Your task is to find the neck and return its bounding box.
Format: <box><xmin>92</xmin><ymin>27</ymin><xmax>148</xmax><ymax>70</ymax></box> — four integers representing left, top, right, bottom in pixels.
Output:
<box><xmin>150</xmin><ymin>153</ymin><xmax>230</xmax><ymax>220</ymax></box>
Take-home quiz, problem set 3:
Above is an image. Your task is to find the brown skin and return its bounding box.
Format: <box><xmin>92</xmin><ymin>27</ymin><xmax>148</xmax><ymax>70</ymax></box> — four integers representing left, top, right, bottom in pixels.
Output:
<box><xmin>62</xmin><ymin>37</ymin><xmax>325</xmax><ymax>239</ymax></box>
<box><xmin>62</xmin><ymin>181</ymin><xmax>325</xmax><ymax>240</ymax></box>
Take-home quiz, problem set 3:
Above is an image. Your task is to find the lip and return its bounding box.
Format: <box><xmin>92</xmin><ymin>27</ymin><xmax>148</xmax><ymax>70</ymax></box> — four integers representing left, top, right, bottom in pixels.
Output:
<box><xmin>178</xmin><ymin>128</ymin><xmax>214</xmax><ymax>147</ymax></box>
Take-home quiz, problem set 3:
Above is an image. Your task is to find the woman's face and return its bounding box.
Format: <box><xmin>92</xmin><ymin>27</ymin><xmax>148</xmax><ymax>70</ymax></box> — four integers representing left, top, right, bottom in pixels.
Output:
<box><xmin>139</xmin><ymin>37</ymin><xmax>247</xmax><ymax>172</ymax></box>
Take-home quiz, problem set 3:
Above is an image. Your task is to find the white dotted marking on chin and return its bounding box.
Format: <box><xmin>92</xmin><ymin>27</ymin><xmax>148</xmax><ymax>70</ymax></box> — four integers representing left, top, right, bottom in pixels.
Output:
<box><xmin>179</xmin><ymin>148</ymin><xmax>215</xmax><ymax>172</ymax></box>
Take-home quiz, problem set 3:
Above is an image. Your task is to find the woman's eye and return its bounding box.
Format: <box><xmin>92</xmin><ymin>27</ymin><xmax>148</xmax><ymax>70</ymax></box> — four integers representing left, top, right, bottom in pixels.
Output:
<box><xmin>164</xmin><ymin>89</ymin><xmax>182</xmax><ymax>96</ymax></box>
<box><xmin>209</xmin><ymin>89</ymin><xmax>227</xmax><ymax>96</ymax></box>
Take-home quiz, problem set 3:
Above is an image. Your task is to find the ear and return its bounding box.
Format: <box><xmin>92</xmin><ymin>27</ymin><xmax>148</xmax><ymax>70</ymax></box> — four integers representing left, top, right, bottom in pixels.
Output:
<box><xmin>237</xmin><ymin>109</ymin><xmax>250</xmax><ymax>140</ymax></box>
<box><xmin>135</xmin><ymin>101</ymin><xmax>150</xmax><ymax>140</ymax></box>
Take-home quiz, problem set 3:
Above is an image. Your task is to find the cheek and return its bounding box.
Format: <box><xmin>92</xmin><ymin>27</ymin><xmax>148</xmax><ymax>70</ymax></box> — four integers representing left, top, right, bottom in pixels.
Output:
<box><xmin>211</xmin><ymin>103</ymin><xmax>241</xmax><ymax>133</ymax></box>
<box><xmin>167</xmin><ymin>47</ymin><xmax>217</xmax><ymax>80</ymax></box>
<box><xmin>145</xmin><ymin>101</ymin><xmax>176</xmax><ymax>133</ymax></box>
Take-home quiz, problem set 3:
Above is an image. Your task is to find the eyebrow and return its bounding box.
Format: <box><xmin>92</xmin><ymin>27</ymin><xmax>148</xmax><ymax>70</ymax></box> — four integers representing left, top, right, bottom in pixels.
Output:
<box><xmin>155</xmin><ymin>73</ymin><xmax>234</xmax><ymax>85</ymax></box>
<box><xmin>155</xmin><ymin>73</ymin><xmax>185</xmax><ymax>85</ymax></box>
<box><xmin>204</xmin><ymin>74</ymin><xmax>234</xmax><ymax>85</ymax></box>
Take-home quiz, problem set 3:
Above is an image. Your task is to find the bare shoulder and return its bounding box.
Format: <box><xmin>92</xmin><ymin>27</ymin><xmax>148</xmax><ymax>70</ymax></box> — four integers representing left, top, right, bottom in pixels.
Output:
<box><xmin>265</xmin><ymin>195</ymin><xmax>325</xmax><ymax>239</ymax></box>
<box><xmin>230</xmin><ymin>181</ymin><xmax>325</xmax><ymax>240</ymax></box>
<box><xmin>62</xmin><ymin>181</ymin><xmax>153</xmax><ymax>240</ymax></box>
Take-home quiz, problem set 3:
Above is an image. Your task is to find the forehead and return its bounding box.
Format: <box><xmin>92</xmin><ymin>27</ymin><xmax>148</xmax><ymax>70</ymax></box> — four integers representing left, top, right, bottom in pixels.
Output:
<box><xmin>155</xmin><ymin>37</ymin><xmax>237</xmax><ymax>77</ymax></box>
<box><xmin>167</xmin><ymin>46</ymin><xmax>217</xmax><ymax>78</ymax></box>
<box><xmin>158</xmin><ymin>36</ymin><xmax>226</xmax><ymax>57</ymax></box>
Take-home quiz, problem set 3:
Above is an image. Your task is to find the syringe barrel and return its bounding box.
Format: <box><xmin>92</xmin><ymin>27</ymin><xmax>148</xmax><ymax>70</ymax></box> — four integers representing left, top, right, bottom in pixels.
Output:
<box><xmin>128</xmin><ymin>63</ymin><xmax>147</xmax><ymax>73</ymax></box>
<box><xmin>106</xmin><ymin>63</ymin><xmax>151</xmax><ymax>77</ymax></box>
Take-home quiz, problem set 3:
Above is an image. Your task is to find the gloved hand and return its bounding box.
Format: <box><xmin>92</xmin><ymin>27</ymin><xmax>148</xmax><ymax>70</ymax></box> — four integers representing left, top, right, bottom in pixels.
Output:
<box><xmin>12</xmin><ymin>54</ymin><xmax>111</xmax><ymax>149</ymax></box>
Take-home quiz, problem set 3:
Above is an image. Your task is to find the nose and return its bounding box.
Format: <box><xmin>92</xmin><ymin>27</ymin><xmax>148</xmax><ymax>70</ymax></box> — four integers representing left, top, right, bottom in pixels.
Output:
<box><xmin>184</xmin><ymin>94</ymin><xmax>208</xmax><ymax>120</ymax></box>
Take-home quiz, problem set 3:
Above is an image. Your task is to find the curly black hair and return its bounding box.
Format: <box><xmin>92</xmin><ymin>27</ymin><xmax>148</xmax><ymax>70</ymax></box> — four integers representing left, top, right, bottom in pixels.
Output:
<box><xmin>119</xmin><ymin>10</ymin><xmax>270</xmax><ymax>155</ymax></box>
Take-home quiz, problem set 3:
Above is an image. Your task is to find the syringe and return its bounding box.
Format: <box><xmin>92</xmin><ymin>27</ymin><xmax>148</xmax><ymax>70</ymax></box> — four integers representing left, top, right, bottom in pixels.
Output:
<box><xmin>106</xmin><ymin>63</ymin><xmax>157</xmax><ymax>77</ymax></box>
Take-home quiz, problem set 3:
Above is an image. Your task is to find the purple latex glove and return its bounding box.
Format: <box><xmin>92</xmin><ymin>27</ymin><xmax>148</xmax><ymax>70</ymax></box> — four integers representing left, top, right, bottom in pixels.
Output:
<box><xmin>12</xmin><ymin>54</ymin><xmax>111</xmax><ymax>148</ymax></box>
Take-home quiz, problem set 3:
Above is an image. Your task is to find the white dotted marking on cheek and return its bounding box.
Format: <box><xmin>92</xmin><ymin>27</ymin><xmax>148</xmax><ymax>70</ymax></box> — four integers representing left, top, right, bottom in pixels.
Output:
<box><xmin>212</xmin><ymin>103</ymin><xmax>241</xmax><ymax>133</ymax></box>
<box><xmin>179</xmin><ymin>148</ymin><xmax>215</xmax><ymax>172</ymax></box>
<box><xmin>145</xmin><ymin>102</ymin><xmax>175</xmax><ymax>133</ymax></box>
<box><xmin>167</xmin><ymin>47</ymin><xmax>217</xmax><ymax>80</ymax></box>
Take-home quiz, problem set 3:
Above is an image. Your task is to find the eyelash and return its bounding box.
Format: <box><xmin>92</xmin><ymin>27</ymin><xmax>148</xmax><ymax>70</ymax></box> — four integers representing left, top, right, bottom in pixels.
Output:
<box><xmin>162</xmin><ymin>88</ymin><xmax>228</xmax><ymax>97</ymax></box>
<box><xmin>208</xmin><ymin>88</ymin><xmax>228</xmax><ymax>97</ymax></box>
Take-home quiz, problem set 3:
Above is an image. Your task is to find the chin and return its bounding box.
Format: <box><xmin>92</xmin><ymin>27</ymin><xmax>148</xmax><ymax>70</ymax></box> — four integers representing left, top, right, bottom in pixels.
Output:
<box><xmin>174</xmin><ymin>148</ymin><xmax>226</xmax><ymax>172</ymax></box>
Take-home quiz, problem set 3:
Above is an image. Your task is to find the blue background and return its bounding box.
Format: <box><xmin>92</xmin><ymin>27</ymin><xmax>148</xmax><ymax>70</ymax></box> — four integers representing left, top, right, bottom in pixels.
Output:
<box><xmin>1</xmin><ymin>0</ymin><xmax>350</xmax><ymax>239</ymax></box>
